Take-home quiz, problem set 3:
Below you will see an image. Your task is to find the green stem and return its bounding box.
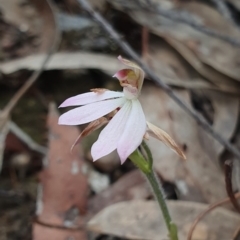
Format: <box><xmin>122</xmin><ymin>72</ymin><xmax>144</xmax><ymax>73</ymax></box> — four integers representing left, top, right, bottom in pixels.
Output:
<box><xmin>146</xmin><ymin>171</ymin><xmax>178</xmax><ymax>240</ymax></box>
<box><xmin>129</xmin><ymin>148</ymin><xmax>178</xmax><ymax>240</ymax></box>
<box><xmin>129</xmin><ymin>150</ymin><xmax>151</xmax><ymax>174</ymax></box>
<box><xmin>145</xmin><ymin>171</ymin><xmax>171</xmax><ymax>230</ymax></box>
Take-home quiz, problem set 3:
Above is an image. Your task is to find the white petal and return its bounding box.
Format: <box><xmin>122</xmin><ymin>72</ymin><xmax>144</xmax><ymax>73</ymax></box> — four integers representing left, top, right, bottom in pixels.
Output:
<box><xmin>91</xmin><ymin>101</ymin><xmax>132</xmax><ymax>161</ymax></box>
<box><xmin>59</xmin><ymin>91</ymin><xmax>124</xmax><ymax>107</ymax></box>
<box><xmin>117</xmin><ymin>99</ymin><xmax>146</xmax><ymax>164</ymax></box>
<box><xmin>59</xmin><ymin>98</ymin><xmax>126</xmax><ymax>125</ymax></box>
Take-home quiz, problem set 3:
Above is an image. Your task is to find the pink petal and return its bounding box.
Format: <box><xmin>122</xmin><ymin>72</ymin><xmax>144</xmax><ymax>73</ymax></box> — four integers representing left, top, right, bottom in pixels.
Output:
<box><xmin>117</xmin><ymin>99</ymin><xmax>146</xmax><ymax>164</ymax></box>
<box><xmin>58</xmin><ymin>97</ymin><xmax>126</xmax><ymax>126</ymax></box>
<box><xmin>117</xmin><ymin>56</ymin><xmax>145</xmax><ymax>92</ymax></box>
<box><xmin>59</xmin><ymin>91</ymin><xmax>124</xmax><ymax>107</ymax></box>
<box><xmin>113</xmin><ymin>69</ymin><xmax>131</xmax><ymax>80</ymax></box>
<box><xmin>91</xmin><ymin>101</ymin><xmax>132</xmax><ymax>161</ymax></box>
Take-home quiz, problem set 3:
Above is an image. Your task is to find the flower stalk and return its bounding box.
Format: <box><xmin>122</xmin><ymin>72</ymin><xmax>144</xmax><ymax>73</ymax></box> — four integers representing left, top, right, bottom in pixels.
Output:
<box><xmin>129</xmin><ymin>150</ymin><xmax>151</xmax><ymax>174</ymax></box>
<box><xmin>129</xmin><ymin>145</ymin><xmax>178</xmax><ymax>240</ymax></box>
<box><xmin>58</xmin><ymin>56</ymin><xmax>184</xmax><ymax>239</ymax></box>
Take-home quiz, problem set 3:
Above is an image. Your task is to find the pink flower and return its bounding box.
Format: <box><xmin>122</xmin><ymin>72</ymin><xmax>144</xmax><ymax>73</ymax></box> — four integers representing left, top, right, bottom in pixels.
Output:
<box><xmin>59</xmin><ymin>56</ymin><xmax>185</xmax><ymax>164</ymax></box>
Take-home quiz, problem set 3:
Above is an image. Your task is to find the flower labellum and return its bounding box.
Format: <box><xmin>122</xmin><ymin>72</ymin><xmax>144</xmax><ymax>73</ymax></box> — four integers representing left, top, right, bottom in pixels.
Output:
<box><xmin>58</xmin><ymin>56</ymin><xmax>186</xmax><ymax>164</ymax></box>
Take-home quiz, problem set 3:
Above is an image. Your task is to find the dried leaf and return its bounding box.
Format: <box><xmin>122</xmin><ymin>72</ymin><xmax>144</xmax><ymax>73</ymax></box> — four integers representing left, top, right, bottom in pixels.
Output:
<box><xmin>1</xmin><ymin>50</ymin><xmax>239</xmax><ymax>93</ymax></box>
<box><xmin>143</xmin><ymin>1</ymin><xmax>240</xmax><ymax>81</ymax></box>
<box><xmin>147</xmin><ymin>38</ymin><xmax>240</xmax><ymax>93</ymax></box>
<box><xmin>196</xmin><ymin>91</ymin><xmax>239</xmax><ymax>160</ymax></box>
<box><xmin>140</xmin><ymin>84</ymin><xmax>233</xmax><ymax>203</ymax></box>
<box><xmin>33</xmin><ymin>103</ymin><xmax>88</xmax><ymax>240</ymax></box>
<box><xmin>88</xmin><ymin>200</ymin><xmax>240</xmax><ymax>240</ymax></box>
<box><xmin>111</xmin><ymin>0</ymin><xmax>240</xmax><ymax>86</ymax></box>
<box><xmin>147</xmin><ymin>121</ymin><xmax>186</xmax><ymax>160</ymax></box>
<box><xmin>162</xmin><ymin>37</ymin><xmax>240</xmax><ymax>92</ymax></box>
<box><xmin>0</xmin><ymin>52</ymin><xmax>121</xmax><ymax>74</ymax></box>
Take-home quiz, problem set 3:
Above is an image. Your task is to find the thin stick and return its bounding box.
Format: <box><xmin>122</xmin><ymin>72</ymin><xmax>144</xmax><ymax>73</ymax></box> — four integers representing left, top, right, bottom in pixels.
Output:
<box><xmin>187</xmin><ymin>192</ymin><xmax>240</xmax><ymax>240</ymax></box>
<box><xmin>224</xmin><ymin>160</ymin><xmax>240</xmax><ymax>212</ymax></box>
<box><xmin>76</xmin><ymin>0</ymin><xmax>240</xmax><ymax>161</ymax></box>
<box><xmin>142</xmin><ymin>26</ymin><xmax>149</xmax><ymax>59</ymax></box>
<box><xmin>2</xmin><ymin>0</ymin><xmax>60</xmax><ymax>116</ymax></box>
<box><xmin>33</xmin><ymin>217</ymin><xmax>85</xmax><ymax>231</ymax></box>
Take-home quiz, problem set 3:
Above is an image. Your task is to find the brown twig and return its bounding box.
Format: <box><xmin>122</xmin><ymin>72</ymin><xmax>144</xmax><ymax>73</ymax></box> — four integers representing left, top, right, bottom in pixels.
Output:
<box><xmin>2</xmin><ymin>0</ymin><xmax>60</xmax><ymax>116</ymax></box>
<box><xmin>76</xmin><ymin>0</ymin><xmax>240</xmax><ymax>161</ymax></box>
<box><xmin>33</xmin><ymin>217</ymin><xmax>85</xmax><ymax>231</ymax></box>
<box><xmin>187</xmin><ymin>192</ymin><xmax>240</xmax><ymax>240</ymax></box>
<box><xmin>142</xmin><ymin>26</ymin><xmax>149</xmax><ymax>59</ymax></box>
<box><xmin>224</xmin><ymin>160</ymin><xmax>240</xmax><ymax>212</ymax></box>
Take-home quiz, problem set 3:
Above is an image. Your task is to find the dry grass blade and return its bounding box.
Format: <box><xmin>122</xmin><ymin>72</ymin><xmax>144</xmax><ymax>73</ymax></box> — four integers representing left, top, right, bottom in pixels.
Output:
<box><xmin>187</xmin><ymin>192</ymin><xmax>240</xmax><ymax>240</ymax></box>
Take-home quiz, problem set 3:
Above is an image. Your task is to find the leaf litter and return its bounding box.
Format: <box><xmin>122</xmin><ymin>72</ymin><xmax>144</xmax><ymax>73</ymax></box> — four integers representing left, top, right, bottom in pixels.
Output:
<box><xmin>88</xmin><ymin>200</ymin><xmax>240</xmax><ymax>240</ymax></box>
<box><xmin>1</xmin><ymin>0</ymin><xmax>240</xmax><ymax>239</ymax></box>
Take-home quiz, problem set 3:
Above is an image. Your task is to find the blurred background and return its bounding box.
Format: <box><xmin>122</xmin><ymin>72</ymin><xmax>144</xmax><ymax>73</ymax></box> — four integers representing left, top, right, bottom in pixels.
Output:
<box><xmin>1</xmin><ymin>0</ymin><xmax>240</xmax><ymax>239</ymax></box>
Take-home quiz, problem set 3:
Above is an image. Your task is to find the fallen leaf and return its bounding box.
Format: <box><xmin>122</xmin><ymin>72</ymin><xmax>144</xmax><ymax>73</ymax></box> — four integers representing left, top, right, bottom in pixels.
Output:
<box><xmin>162</xmin><ymin>37</ymin><xmax>240</xmax><ymax>92</ymax></box>
<box><xmin>33</xmin><ymin>103</ymin><xmax>88</xmax><ymax>240</ymax></box>
<box><xmin>1</xmin><ymin>50</ymin><xmax>239</xmax><ymax>93</ymax></box>
<box><xmin>159</xmin><ymin>1</ymin><xmax>240</xmax><ymax>80</ymax></box>
<box><xmin>148</xmin><ymin>34</ymin><xmax>240</xmax><ymax>94</ymax></box>
<box><xmin>0</xmin><ymin>52</ymin><xmax>120</xmax><ymax>74</ymax></box>
<box><xmin>111</xmin><ymin>0</ymin><xmax>240</xmax><ymax>85</ymax></box>
<box><xmin>142</xmin><ymin>37</ymin><xmax>239</xmax><ymax>200</ymax></box>
<box><xmin>88</xmin><ymin>200</ymin><xmax>240</xmax><ymax>240</ymax></box>
<box><xmin>140</xmin><ymin>84</ymin><xmax>233</xmax><ymax>203</ymax></box>
<box><xmin>196</xmin><ymin>90</ymin><xmax>239</xmax><ymax>161</ymax></box>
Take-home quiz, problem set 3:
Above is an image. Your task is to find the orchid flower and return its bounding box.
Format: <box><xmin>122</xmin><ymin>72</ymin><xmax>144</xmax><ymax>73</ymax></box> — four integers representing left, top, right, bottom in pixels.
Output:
<box><xmin>58</xmin><ymin>56</ymin><xmax>185</xmax><ymax>164</ymax></box>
